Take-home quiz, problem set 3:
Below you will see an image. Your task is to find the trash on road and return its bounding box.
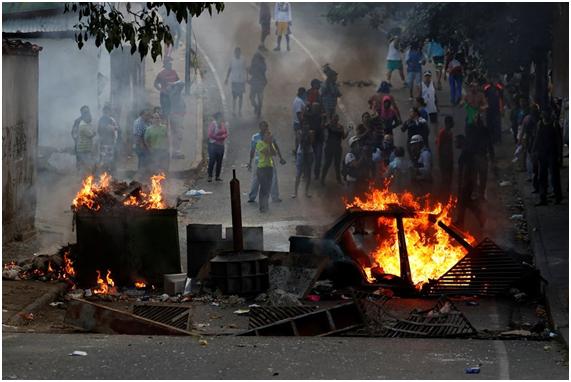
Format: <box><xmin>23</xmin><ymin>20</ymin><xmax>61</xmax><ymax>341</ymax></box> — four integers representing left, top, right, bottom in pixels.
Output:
<box><xmin>233</xmin><ymin>309</ymin><xmax>250</xmax><ymax>315</ymax></box>
<box><xmin>499</xmin><ymin>180</ymin><xmax>512</xmax><ymax>187</ymax></box>
<box><xmin>185</xmin><ymin>189</ymin><xmax>213</xmax><ymax>197</ymax></box>
<box><xmin>199</xmin><ymin>339</ymin><xmax>208</xmax><ymax>347</ymax></box>
<box><xmin>69</xmin><ymin>350</ymin><xmax>88</xmax><ymax>356</ymax></box>
<box><xmin>465</xmin><ymin>366</ymin><xmax>481</xmax><ymax>374</ymax></box>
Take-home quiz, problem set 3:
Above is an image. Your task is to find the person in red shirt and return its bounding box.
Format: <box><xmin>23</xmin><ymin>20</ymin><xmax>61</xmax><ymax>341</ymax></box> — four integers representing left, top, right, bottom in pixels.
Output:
<box><xmin>153</xmin><ymin>56</ymin><xmax>180</xmax><ymax>117</ymax></box>
<box><xmin>306</xmin><ymin>79</ymin><xmax>321</xmax><ymax>105</ymax></box>
<box><xmin>207</xmin><ymin>112</ymin><xmax>229</xmax><ymax>182</ymax></box>
<box><xmin>437</xmin><ymin>115</ymin><xmax>454</xmax><ymax>198</ymax></box>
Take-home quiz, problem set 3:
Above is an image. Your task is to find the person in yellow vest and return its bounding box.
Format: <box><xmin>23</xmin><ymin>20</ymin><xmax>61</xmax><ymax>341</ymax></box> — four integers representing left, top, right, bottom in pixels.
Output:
<box><xmin>255</xmin><ymin>129</ymin><xmax>277</xmax><ymax>213</ymax></box>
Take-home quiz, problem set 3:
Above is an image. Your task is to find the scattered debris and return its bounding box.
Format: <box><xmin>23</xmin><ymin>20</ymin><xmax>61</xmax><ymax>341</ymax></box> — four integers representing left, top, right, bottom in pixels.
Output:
<box><xmin>239</xmin><ymin>302</ymin><xmax>362</xmax><ymax>336</ymax></box>
<box><xmin>306</xmin><ymin>294</ymin><xmax>321</xmax><ymax>302</ymax></box>
<box><xmin>18</xmin><ymin>312</ymin><xmax>34</xmax><ymax>321</ymax></box>
<box><xmin>269</xmin><ymin>289</ymin><xmax>302</xmax><ymax>307</ymax></box>
<box><xmin>342</xmin><ymin>79</ymin><xmax>374</xmax><ymax>87</ymax></box>
<box><xmin>510</xmin><ymin>214</ymin><xmax>524</xmax><ymax>220</ymax></box>
<box><xmin>133</xmin><ymin>303</ymin><xmax>192</xmax><ymax>331</ymax></box>
<box><xmin>499</xmin><ymin>180</ymin><xmax>512</xmax><ymax>187</ymax></box>
<box><xmin>69</xmin><ymin>350</ymin><xmax>88</xmax><ymax>357</ymax></box>
<box><xmin>199</xmin><ymin>339</ymin><xmax>208</xmax><ymax>347</ymax></box>
<box><xmin>544</xmin><ymin>345</ymin><xmax>552</xmax><ymax>351</ymax></box>
<box><xmin>64</xmin><ymin>298</ymin><xmax>195</xmax><ymax>336</ymax></box>
<box><xmin>465</xmin><ymin>366</ymin><xmax>481</xmax><ymax>374</ymax></box>
<box><xmin>185</xmin><ymin>189</ymin><xmax>213</xmax><ymax>197</ymax></box>
<box><xmin>233</xmin><ymin>309</ymin><xmax>250</xmax><ymax>315</ymax></box>
<box><xmin>49</xmin><ymin>302</ymin><xmax>65</xmax><ymax>308</ymax></box>
<box><xmin>248</xmin><ymin>306</ymin><xmax>318</xmax><ymax>329</ymax></box>
<box><xmin>500</xmin><ymin>329</ymin><xmax>532</xmax><ymax>337</ymax></box>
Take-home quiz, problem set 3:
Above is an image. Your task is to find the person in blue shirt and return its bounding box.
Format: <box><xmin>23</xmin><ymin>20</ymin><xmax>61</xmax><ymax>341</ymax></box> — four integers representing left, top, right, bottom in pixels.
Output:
<box><xmin>405</xmin><ymin>42</ymin><xmax>425</xmax><ymax>100</ymax></box>
<box><xmin>423</xmin><ymin>38</ymin><xmax>445</xmax><ymax>90</ymax></box>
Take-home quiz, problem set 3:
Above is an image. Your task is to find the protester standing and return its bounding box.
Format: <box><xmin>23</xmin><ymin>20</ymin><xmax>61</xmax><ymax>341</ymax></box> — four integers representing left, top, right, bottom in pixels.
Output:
<box><xmin>207</xmin><ymin>112</ymin><xmax>228</xmax><ymax>182</ymax></box>
<box><xmin>321</xmin><ymin>65</ymin><xmax>342</xmax><ymax>119</ymax></box>
<box><xmin>385</xmin><ymin>146</ymin><xmax>413</xmax><ymax>193</ymax></box>
<box><xmin>273</xmin><ymin>2</ymin><xmax>292</xmax><ymax>51</ymax></box>
<box><xmin>225</xmin><ymin>47</ymin><xmax>247</xmax><ymax>117</ymax></box>
<box><xmin>168</xmin><ymin>80</ymin><xmax>186</xmax><ymax>159</ymax></box>
<box><xmin>321</xmin><ymin>114</ymin><xmax>348</xmax><ymax>185</ymax></box>
<box><xmin>421</xmin><ymin>71</ymin><xmax>438</xmax><ymax>126</ymax></box>
<box><xmin>97</xmin><ymin>105</ymin><xmax>119</xmax><ymax>175</ymax></box>
<box><xmin>248</xmin><ymin>121</ymin><xmax>285</xmax><ymax>203</ymax></box>
<box><xmin>153</xmin><ymin>57</ymin><xmax>179</xmax><ymax>117</ymax></box>
<box><xmin>133</xmin><ymin>110</ymin><xmax>152</xmax><ymax>175</ymax></box>
<box><xmin>386</xmin><ymin>36</ymin><xmax>405</xmax><ymax>86</ymax></box>
<box><xmin>410</xmin><ymin>134</ymin><xmax>432</xmax><ymax>194</ymax></box>
<box><xmin>401</xmin><ymin>107</ymin><xmax>429</xmax><ymax>158</ymax></box>
<box><xmin>483</xmin><ymin>78</ymin><xmax>505</xmax><ymax>144</ymax></box>
<box><xmin>471</xmin><ymin>113</ymin><xmax>495</xmax><ymax>200</ymax></box>
<box><xmin>405</xmin><ymin>42</ymin><xmax>424</xmax><ymax>99</ymax></box>
<box><xmin>436</xmin><ymin>115</ymin><xmax>454</xmax><ymax>197</ymax></box>
<box><xmin>72</xmin><ymin>106</ymin><xmax>91</xmax><ymax>171</ymax></box>
<box><xmin>292</xmin><ymin>87</ymin><xmax>306</xmax><ymax>153</ymax></box>
<box><xmin>532</xmin><ymin>111</ymin><xmax>563</xmax><ymax>205</ymax></box>
<box><xmin>423</xmin><ymin>38</ymin><xmax>445</xmax><ymax>90</ymax></box>
<box><xmin>144</xmin><ymin>112</ymin><xmax>170</xmax><ymax>173</ymax></box>
<box><xmin>75</xmin><ymin>110</ymin><xmax>96</xmax><ymax>176</ymax></box>
<box><xmin>258</xmin><ymin>2</ymin><xmax>271</xmax><ymax>51</ymax></box>
<box><xmin>292</xmin><ymin>125</ymin><xmax>315</xmax><ymax>198</ymax></box>
<box><xmin>256</xmin><ymin>129</ymin><xmax>277</xmax><ymax>212</ymax></box>
<box><xmin>454</xmin><ymin>134</ymin><xmax>485</xmax><ymax>228</ymax></box>
<box><xmin>447</xmin><ymin>55</ymin><xmax>464</xmax><ymax>105</ymax></box>
<box><xmin>248</xmin><ymin>49</ymin><xmax>268</xmax><ymax>118</ymax></box>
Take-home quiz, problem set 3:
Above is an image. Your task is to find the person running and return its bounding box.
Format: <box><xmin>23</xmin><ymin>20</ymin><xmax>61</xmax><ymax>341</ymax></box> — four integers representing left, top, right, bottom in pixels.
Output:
<box><xmin>225</xmin><ymin>47</ymin><xmax>247</xmax><ymax>117</ymax></box>
<box><xmin>423</xmin><ymin>38</ymin><xmax>445</xmax><ymax>90</ymax></box>
<box><xmin>248</xmin><ymin>49</ymin><xmax>268</xmax><ymax>118</ymax></box>
<box><xmin>437</xmin><ymin>115</ymin><xmax>454</xmax><ymax>197</ymax></box>
<box><xmin>247</xmin><ymin>121</ymin><xmax>286</xmax><ymax>203</ymax></box>
<box><xmin>273</xmin><ymin>2</ymin><xmax>292</xmax><ymax>51</ymax></box>
<box><xmin>144</xmin><ymin>112</ymin><xmax>170</xmax><ymax>173</ymax></box>
<box><xmin>256</xmin><ymin>129</ymin><xmax>277</xmax><ymax>212</ymax></box>
<box><xmin>386</xmin><ymin>36</ymin><xmax>405</xmax><ymax>86</ymax></box>
<box><xmin>447</xmin><ymin>55</ymin><xmax>464</xmax><ymax>105</ymax></box>
<box><xmin>153</xmin><ymin>57</ymin><xmax>179</xmax><ymax>117</ymax></box>
<box><xmin>321</xmin><ymin>114</ymin><xmax>348</xmax><ymax>185</ymax></box>
<box><xmin>421</xmin><ymin>71</ymin><xmax>438</xmax><ymax>125</ymax></box>
<box><xmin>258</xmin><ymin>2</ymin><xmax>271</xmax><ymax>51</ymax></box>
<box><xmin>405</xmin><ymin>42</ymin><xmax>424</xmax><ymax>99</ymax></box>
<box><xmin>207</xmin><ymin>112</ymin><xmax>228</xmax><ymax>182</ymax></box>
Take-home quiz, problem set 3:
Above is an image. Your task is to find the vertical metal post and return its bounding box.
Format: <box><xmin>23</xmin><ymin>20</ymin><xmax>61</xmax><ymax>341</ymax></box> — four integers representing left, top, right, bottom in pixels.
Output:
<box><xmin>230</xmin><ymin>169</ymin><xmax>244</xmax><ymax>251</ymax></box>
<box><xmin>395</xmin><ymin>216</ymin><xmax>413</xmax><ymax>287</ymax></box>
<box><xmin>184</xmin><ymin>17</ymin><xmax>192</xmax><ymax>96</ymax></box>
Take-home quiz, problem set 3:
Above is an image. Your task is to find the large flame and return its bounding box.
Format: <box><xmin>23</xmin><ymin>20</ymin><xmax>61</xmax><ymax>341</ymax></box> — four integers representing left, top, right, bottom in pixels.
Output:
<box><xmin>346</xmin><ymin>181</ymin><xmax>475</xmax><ymax>288</ymax></box>
<box><xmin>73</xmin><ymin>173</ymin><xmax>167</xmax><ymax>211</ymax></box>
<box><xmin>72</xmin><ymin>173</ymin><xmax>111</xmax><ymax>211</ymax></box>
<box><xmin>93</xmin><ymin>269</ymin><xmax>117</xmax><ymax>295</ymax></box>
<box><xmin>123</xmin><ymin>173</ymin><xmax>166</xmax><ymax>209</ymax></box>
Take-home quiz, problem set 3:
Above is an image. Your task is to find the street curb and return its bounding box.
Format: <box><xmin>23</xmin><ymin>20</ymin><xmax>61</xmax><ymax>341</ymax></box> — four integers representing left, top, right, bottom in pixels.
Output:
<box><xmin>519</xmin><ymin>176</ymin><xmax>569</xmax><ymax>349</ymax></box>
<box><xmin>7</xmin><ymin>282</ymin><xmax>68</xmax><ymax>327</ymax></box>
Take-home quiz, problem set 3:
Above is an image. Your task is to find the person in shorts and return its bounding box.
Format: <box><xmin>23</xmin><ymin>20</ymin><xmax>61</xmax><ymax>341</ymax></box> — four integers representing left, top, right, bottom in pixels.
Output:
<box><xmin>386</xmin><ymin>36</ymin><xmax>405</xmax><ymax>86</ymax></box>
<box><xmin>273</xmin><ymin>2</ymin><xmax>292</xmax><ymax>51</ymax></box>
<box><xmin>423</xmin><ymin>38</ymin><xmax>445</xmax><ymax>90</ymax></box>
<box><xmin>225</xmin><ymin>47</ymin><xmax>247</xmax><ymax>117</ymax></box>
<box><xmin>405</xmin><ymin>42</ymin><xmax>424</xmax><ymax>99</ymax></box>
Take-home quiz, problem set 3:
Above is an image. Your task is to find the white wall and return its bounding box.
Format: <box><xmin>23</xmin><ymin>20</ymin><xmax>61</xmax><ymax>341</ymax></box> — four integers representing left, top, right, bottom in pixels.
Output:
<box><xmin>31</xmin><ymin>38</ymin><xmax>110</xmax><ymax>149</ymax></box>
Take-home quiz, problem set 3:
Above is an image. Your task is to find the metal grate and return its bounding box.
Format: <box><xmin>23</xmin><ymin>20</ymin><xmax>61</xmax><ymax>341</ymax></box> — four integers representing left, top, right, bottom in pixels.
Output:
<box><xmin>353</xmin><ymin>293</ymin><xmax>477</xmax><ymax>338</ymax></box>
<box><xmin>133</xmin><ymin>303</ymin><xmax>191</xmax><ymax>331</ymax></box>
<box><xmin>426</xmin><ymin>238</ymin><xmax>526</xmax><ymax>296</ymax></box>
<box><xmin>248</xmin><ymin>306</ymin><xmax>318</xmax><ymax>329</ymax></box>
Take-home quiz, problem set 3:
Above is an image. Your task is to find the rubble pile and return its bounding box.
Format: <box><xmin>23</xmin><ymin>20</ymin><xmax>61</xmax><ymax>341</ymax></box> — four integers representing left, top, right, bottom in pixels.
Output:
<box><xmin>3</xmin><ymin>245</ymin><xmax>76</xmax><ymax>283</ymax></box>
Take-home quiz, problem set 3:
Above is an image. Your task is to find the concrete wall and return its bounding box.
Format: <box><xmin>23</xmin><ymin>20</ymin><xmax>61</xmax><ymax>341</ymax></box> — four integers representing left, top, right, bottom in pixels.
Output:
<box><xmin>2</xmin><ymin>52</ymin><xmax>39</xmax><ymax>242</ymax></box>
<box><xmin>30</xmin><ymin>38</ymin><xmax>110</xmax><ymax>150</ymax></box>
<box><xmin>551</xmin><ymin>3</ymin><xmax>569</xmax><ymax>98</ymax></box>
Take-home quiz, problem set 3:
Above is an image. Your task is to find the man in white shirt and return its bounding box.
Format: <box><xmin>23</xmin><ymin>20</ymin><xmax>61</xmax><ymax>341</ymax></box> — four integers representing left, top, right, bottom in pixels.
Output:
<box><xmin>225</xmin><ymin>47</ymin><xmax>247</xmax><ymax>117</ymax></box>
<box><xmin>410</xmin><ymin>134</ymin><xmax>433</xmax><ymax>194</ymax></box>
<box><xmin>386</xmin><ymin>36</ymin><xmax>405</xmax><ymax>86</ymax></box>
<box><xmin>421</xmin><ymin>70</ymin><xmax>438</xmax><ymax>125</ymax></box>
<box><xmin>274</xmin><ymin>2</ymin><xmax>292</xmax><ymax>51</ymax></box>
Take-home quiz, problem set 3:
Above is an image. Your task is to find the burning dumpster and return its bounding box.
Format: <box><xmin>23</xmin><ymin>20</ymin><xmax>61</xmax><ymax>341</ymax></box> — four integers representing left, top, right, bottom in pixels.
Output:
<box><xmin>72</xmin><ymin>173</ymin><xmax>181</xmax><ymax>288</ymax></box>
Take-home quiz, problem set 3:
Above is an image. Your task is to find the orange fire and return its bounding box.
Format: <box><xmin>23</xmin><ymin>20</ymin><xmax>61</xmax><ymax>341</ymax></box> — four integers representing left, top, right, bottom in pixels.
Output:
<box><xmin>72</xmin><ymin>173</ymin><xmax>112</xmax><ymax>210</ymax></box>
<box><xmin>134</xmin><ymin>281</ymin><xmax>146</xmax><ymax>289</ymax></box>
<box><xmin>93</xmin><ymin>269</ymin><xmax>117</xmax><ymax>295</ymax></box>
<box><xmin>63</xmin><ymin>249</ymin><xmax>76</xmax><ymax>278</ymax></box>
<box><xmin>123</xmin><ymin>173</ymin><xmax>166</xmax><ymax>209</ymax></box>
<box><xmin>346</xmin><ymin>182</ymin><xmax>475</xmax><ymax>288</ymax></box>
<box><xmin>47</xmin><ymin>261</ymin><xmax>54</xmax><ymax>274</ymax></box>
<box><xmin>73</xmin><ymin>173</ymin><xmax>167</xmax><ymax>211</ymax></box>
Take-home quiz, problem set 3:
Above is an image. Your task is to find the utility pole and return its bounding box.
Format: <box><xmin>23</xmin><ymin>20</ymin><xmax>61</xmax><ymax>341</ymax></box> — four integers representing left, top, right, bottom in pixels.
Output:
<box><xmin>185</xmin><ymin>16</ymin><xmax>192</xmax><ymax>96</ymax></box>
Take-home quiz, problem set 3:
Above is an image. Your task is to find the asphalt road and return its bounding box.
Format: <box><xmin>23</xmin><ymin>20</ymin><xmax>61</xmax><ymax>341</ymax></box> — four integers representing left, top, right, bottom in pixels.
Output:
<box><xmin>2</xmin><ymin>333</ymin><xmax>568</xmax><ymax>379</ymax></box>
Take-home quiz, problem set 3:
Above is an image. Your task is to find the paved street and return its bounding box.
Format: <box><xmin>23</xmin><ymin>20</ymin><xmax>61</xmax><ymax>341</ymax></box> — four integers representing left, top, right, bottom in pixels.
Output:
<box><xmin>2</xmin><ymin>333</ymin><xmax>568</xmax><ymax>379</ymax></box>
